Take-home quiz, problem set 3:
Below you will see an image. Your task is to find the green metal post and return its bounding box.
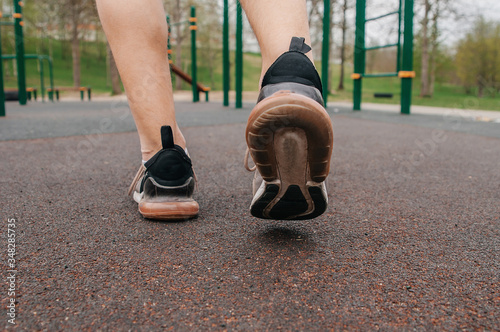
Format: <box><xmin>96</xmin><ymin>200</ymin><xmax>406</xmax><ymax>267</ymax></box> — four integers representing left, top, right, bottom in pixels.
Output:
<box><xmin>353</xmin><ymin>0</ymin><xmax>366</xmax><ymax>111</ymax></box>
<box><xmin>190</xmin><ymin>6</ymin><xmax>199</xmax><ymax>102</ymax></box>
<box><xmin>14</xmin><ymin>0</ymin><xmax>27</xmax><ymax>105</ymax></box>
<box><xmin>223</xmin><ymin>0</ymin><xmax>229</xmax><ymax>107</ymax></box>
<box><xmin>396</xmin><ymin>0</ymin><xmax>403</xmax><ymax>72</ymax></box>
<box><xmin>39</xmin><ymin>57</ymin><xmax>45</xmax><ymax>102</ymax></box>
<box><xmin>47</xmin><ymin>57</ymin><xmax>54</xmax><ymax>102</ymax></box>
<box><xmin>400</xmin><ymin>0</ymin><xmax>414</xmax><ymax>115</ymax></box>
<box><xmin>0</xmin><ymin>27</ymin><xmax>5</xmax><ymax>117</ymax></box>
<box><xmin>235</xmin><ymin>1</ymin><xmax>243</xmax><ymax>109</ymax></box>
<box><xmin>321</xmin><ymin>0</ymin><xmax>331</xmax><ymax>107</ymax></box>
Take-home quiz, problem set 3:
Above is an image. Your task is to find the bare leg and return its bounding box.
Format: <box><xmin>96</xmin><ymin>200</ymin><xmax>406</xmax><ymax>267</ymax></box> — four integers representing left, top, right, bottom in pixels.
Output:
<box><xmin>96</xmin><ymin>0</ymin><xmax>185</xmax><ymax>161</ymax></box>
<box><xmin>239</xmin><ymin>0</ymin><xmax>314</xmax><ymax>82</ymax></box>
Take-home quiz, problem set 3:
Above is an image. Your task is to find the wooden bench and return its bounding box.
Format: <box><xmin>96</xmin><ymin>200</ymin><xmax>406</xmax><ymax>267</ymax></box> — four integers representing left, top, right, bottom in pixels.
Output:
<box><xmin>4</xmin><ymin>88</ymin><xmax>38</xmax><ymax>101</ymax></box>
<box><xmin>47</xmin><ymin>86</ymin><xmax>92</xmax><ymax>101</ymax></box>
<box><xmin>26</xmin><ymin>87</ymin><xmax>37</xmax><ymax>101</ymax></box>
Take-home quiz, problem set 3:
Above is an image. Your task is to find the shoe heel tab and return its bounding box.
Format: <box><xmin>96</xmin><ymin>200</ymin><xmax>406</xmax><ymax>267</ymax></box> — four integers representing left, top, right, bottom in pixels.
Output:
<box><xmin>161</xmin><ymin>126</ymin><xmax>175</xmax><ymax>149</ymax></box>
<box><xmin>289</xmin><ymin>37</ymin><xmax>311</xmax><ymax>54</ymax></box>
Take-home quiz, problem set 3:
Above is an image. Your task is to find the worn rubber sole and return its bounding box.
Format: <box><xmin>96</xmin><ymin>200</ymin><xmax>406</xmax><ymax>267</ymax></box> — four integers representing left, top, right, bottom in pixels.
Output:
<box><xmin>246</xmin><ymin>91</ymin><xmax>333</xmax><ymax>220</ymax></box>
<box><xmin>138</xmin><ymin>200</ymin><xmax>199</xmax><ymax>221</ymax></box>
<box><xmin>133</xmin><ymin>177</ymin><xmax>199</xmax><ymax>221</ymax></box>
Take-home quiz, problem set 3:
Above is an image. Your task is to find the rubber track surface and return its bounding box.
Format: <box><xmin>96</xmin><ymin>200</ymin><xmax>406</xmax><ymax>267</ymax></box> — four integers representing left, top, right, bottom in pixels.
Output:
<box><xmin>1</xmin><ymin>104</ymin><xmax>499</xmax><ymax>330</ymax></box>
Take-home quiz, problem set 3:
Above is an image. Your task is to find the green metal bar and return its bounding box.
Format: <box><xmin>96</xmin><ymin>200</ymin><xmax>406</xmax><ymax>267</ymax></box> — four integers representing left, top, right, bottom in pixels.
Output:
<box><xmin>190</xmin><ymin>6</ymin><xmax>199</xmax><ymax>102</ymax></box>
<box><xmin>0</xmin><ymin>26</ymin><xmax>5</xmax><ymax>117</ymax></box>
<box><xmin>14</xmin><ymin>0</ymin><xmax>27</xmax><ymax>105</ymax></box>
<box><xmin>2</xmin><ymin>54</ymin><xmax>39</xmax><ymax>60</ymax></box>
<box><xmin>365</xmin><ymin>11</ymin><xmax>399</xmax><ymax>22</ymax></box>
<box><xmin>47</xmin><ymin>57</ymin><xmax>54</xmax><ymax>102</ymax></box>
<box><xmin>400</xmin><ymin>0</ymin><xmax>414</xmax><ymax>115</ymax></box>
<box><xmin>363</xmin><ymin>73</ymin><xmax>398</xmax><ymax>78</ymax></box>
<box><xmin>396</xmin><ymin>0</ymin><xmax>403</xmax><ymax>72</ymax></box>
<box><xmin>353</xmin><ymin>0</ymin><xmax>366</xmax><ymax>111</ymax></box>
<box><xmin>321</xmin><ymin>0</ymin><xmax>331</xmax><ymax>107</ymax></box>
<box><xmin>364</xmin><ymin>43</ymin><xmax>399</xmax><ymax>51</ymax></box>
<box><xmin>222</xmin><ymin>0</ymin><xmax>229</xmax><ymax>107</ymax></box>
<box><xmin>0</xmin><ymin>22</ymin><xmax>15</xmax><ymax>26</ymax></box>
<box><xmin>235</xmin><ymin>1</ymin><xmax>243</xmax><ymax>109</ymax></box>
<box><xmin>38</xmin><ymin>57</ymin><xmax>45</xmax><ymax>102</ymax></box>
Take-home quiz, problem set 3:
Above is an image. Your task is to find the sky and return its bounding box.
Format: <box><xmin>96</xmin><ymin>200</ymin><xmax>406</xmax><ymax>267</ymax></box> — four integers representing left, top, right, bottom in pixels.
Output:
<box><xmin>223</xmin><ymin>0</ymin><xmax>500</xmax><ymax>53</ymax></box>
<box><xmin>365</xmin><ymin>0</ymin><xmax>500</xmax><ymax>47</ymax></box>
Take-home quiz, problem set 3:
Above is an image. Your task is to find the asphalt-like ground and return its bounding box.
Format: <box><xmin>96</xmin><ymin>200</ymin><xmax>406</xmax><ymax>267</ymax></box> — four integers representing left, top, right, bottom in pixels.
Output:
<box><xmin>1</xmin><ymin>100</ymin><xmax>499</xmax><ymax>330</ymax></box>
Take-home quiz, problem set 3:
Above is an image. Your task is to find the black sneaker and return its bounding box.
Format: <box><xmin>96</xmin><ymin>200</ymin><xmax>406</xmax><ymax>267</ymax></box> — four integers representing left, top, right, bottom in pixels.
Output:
<box><xmin>128</xmin><ymin>126</ymin><xmax>198</xmax><ymax>220</ymax></box>
<box><xmin>245</xmin><ymin>37</ymin><xmax>333</xmax><ymax>220</ymax></box>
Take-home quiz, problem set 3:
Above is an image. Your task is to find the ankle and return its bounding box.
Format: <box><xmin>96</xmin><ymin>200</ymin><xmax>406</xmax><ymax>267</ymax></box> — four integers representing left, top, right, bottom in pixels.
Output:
<box><xmin>259</xmin><ymin>37</ymin><xmax>319</xmax><ymax>88</ymax></box>
<box><xmin>141</xmin><ymin>127</ymin><xmax>187</xmax><ymax>161</ymax></box>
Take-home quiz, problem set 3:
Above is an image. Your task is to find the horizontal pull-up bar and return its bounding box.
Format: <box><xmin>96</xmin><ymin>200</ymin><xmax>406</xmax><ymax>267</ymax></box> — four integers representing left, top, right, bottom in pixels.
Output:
<box><xmin>365</xmin><ymin>43</ymin><xmax>399</xmax><ymax>51</ymax></box>
<box><xmin>351</xmin><ymin>72</ymin><xmax>399</xmax><ymax>79</ymax></box>
<box><xmin>363</xmin><ymin>72</ymin><xmax>398</xmax><ymax>78</ymax></box>
<box><xmin>366</xmin><ymin>10</ymin><xmax>399</xmax><ymax>22</ymax></box>
<box><xmin>2</xmin><ymin>54</ymin><xmax>46</xmax><ymax>60</ymax></box>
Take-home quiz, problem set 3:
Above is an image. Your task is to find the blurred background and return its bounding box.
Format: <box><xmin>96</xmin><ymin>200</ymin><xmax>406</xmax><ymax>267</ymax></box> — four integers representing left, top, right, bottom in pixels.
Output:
<box><xmin>1</xmin><ymin>0</ymin><xmax>498</xmax><ymax>110</ymax></box>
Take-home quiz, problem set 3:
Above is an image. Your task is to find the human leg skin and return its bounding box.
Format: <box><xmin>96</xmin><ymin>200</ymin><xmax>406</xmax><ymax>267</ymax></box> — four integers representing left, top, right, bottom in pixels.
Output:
<box><xmin>239</xmin><ymin>0</ymin><xmax>315</xmax><ymax>83</ymax></box>
<box><xmin>97</xmin><ymin>0</ymin><xmax>198</xmax><ymax>220</ymax></box>
<box><xmin>96</xmin><ymin>0</ymin><xmax>185</xmax><ymax>161</ymax></box>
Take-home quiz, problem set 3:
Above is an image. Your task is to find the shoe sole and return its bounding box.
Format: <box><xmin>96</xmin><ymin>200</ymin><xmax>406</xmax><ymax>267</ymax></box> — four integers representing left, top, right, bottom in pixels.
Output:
<box><xmin>134</xmin><ymin>177</ymin><xmax>199</xmax><ymax>221</ymax></box>
<box><xmin>246</xmin><ymin>91</ymin><xmax>333</xmax><ymax>220</ymax></box>
<box><xmin>138</xmin><ymin>200</ymin><xmax>199</xmax><ymax>221</ymax></box>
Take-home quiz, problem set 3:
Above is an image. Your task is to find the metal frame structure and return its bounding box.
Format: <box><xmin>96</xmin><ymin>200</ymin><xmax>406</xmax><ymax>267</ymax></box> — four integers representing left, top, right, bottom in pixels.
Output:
<box><xmin>0</xmin><ymin>1</ymin><xmax>57</xmax><ymax>117</ymax></box>
<box><xmin>1</xmin><ymin>54</ymin><xmax>54</xmax><ymax>102</ymax></box>
<box><xmin>353</xmin><ymin>0</ymin><xmax>414</xmax><ymax>114</ymax></box>
<box><xmin>166</xmin><ymin>6</ymin><xmax>210</xmax><ymax>103</ymax></box>
<box><xmin>0</xmin><ymin>1</ymin><xmax>27</xmax><ymax>116</ymax></box>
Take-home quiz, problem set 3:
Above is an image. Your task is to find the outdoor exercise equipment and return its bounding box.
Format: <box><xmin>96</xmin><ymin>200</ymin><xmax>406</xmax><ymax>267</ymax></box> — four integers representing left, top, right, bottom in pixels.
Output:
<box><xmin>223</xmin><ymin>0</ymin><xmax>414</xmax><ymax>113</ymax></box>
<box><xmin>0</xmin><ymin>0</ymin><xmax>58</xmax><ymax>117</ymax></box>
<box><xmin>0</xmin><ymin>0</ymin><xmax>27</xmax><ymax>116</ymax></box>
<box><xmin>353</xmin><ymin>0</ymin><xmax>414</xmax><ymax>114</ymax></box>
<box><xmin>1</xmin><ymin>54</ymin><xmax>55</xmax><ymax>102</ymax></box>
<box><xmin>166</xmin><ymin>6</ymin><xmax>210</xmax><ymax>103</ymax></box>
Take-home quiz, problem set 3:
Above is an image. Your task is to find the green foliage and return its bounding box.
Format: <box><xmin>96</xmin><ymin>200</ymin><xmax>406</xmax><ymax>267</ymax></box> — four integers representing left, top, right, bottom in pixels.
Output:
<box><xmin>3</xmin><ymin>37</ymin><xmax>110</xmax><ymax>92</ymax></box>
<box><xmin>324</xmin><ymin>64</ymin><xmax>500</xmax><ymax>111</ymax></box>
<box><xmin>456</xmin><ymin>18</ymin><xmax>500</xmax><ymax>97</ymax></box>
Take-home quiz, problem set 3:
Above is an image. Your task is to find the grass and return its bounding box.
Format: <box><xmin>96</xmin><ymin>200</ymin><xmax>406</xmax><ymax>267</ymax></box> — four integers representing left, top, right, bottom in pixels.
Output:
<box><xmin>2</xmin><ymin>37</ymin><xmax>498</xmax><ymax>111</ymax></box>
<box><xmin>318</xmin><ymin>63</ymin><xmax>500</xmax><ymax>111</ymax></box>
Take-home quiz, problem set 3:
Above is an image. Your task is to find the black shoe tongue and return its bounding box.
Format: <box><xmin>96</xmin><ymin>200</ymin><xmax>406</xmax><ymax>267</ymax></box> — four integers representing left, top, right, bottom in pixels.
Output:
<box><xmin>161</xmin><ymin>125</ymin><xmax>174</xmax><ymax>149</ymax></box>
<box><xmin>289</xmin><ymin>37</ymin><xmax>311</xmax><ymax>54</ymax></box>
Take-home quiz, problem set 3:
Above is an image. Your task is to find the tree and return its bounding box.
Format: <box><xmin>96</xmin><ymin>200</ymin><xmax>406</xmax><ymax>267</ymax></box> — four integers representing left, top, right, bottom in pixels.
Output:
<box><xmin>417</xmin><ymin>0</ymin><xmax>459</xmax><ymax>98</ymax></box>
<box><xmin>106</xmin><ymin>42</ymin><xmax>122</xmax><ymax>95</ymax></box>
<box><xmin>337</xmin><ymin>0</ymin><xmax>350</xmax><ymax>91</ymax></box>
<box><xmin>456</xmin><ymin>18</ymin><xmax>500</xmax><ymax>97</ymax></box>
<box><xmin>420</xmin><ymin>0</ymin><xmax>431</xmax><ymax>97</ymax></box>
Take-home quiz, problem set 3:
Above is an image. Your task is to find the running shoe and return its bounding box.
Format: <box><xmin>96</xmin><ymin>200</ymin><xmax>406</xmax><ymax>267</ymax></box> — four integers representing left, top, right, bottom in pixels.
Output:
<box><xmin>128</xmin><ymin>125</ymin><xmax>198</xmax><ymax>220</ymax></box>
<box><xmin>245</xmin><ymin>37</ymin><xmax>333</xmax><ymax>220</ymax></box>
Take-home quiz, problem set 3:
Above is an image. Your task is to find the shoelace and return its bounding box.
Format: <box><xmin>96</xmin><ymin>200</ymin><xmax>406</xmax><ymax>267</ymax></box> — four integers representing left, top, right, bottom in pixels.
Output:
<box><xmin>244</xmin><ymin>148</ymin><xmax>256</xmax><ymax>172</ymax></box>
<box><xmin>127</xmin><ymin>164</ymin><xmax>146</xmax><ymax>196</ymax></box>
